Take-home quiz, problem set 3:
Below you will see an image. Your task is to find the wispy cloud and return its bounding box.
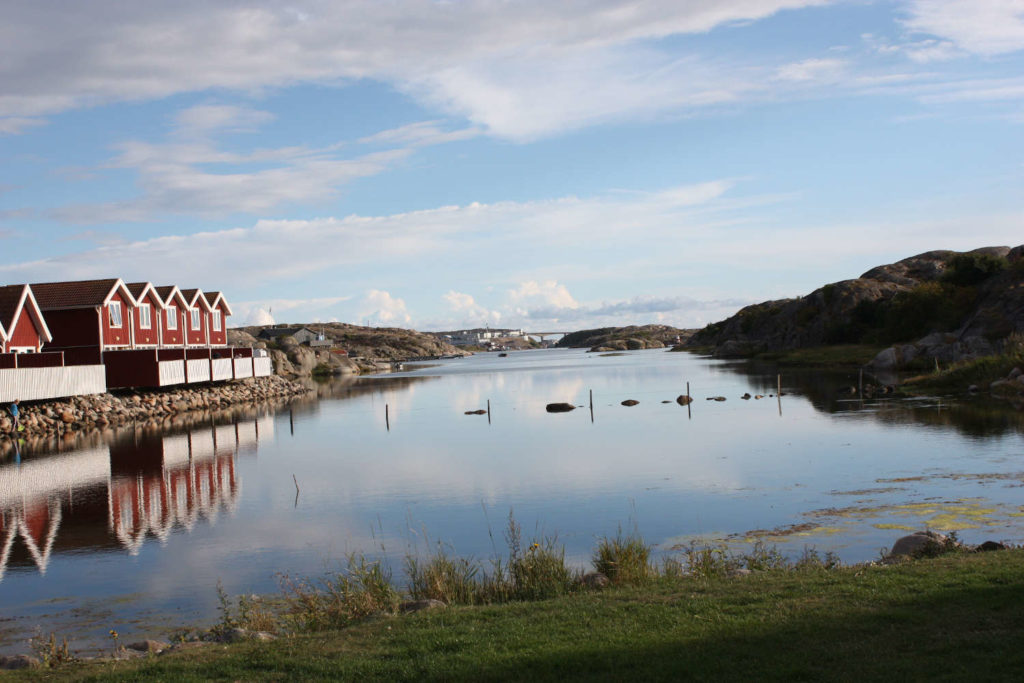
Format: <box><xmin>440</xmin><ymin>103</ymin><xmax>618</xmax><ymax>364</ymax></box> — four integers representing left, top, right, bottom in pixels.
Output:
<box><xmin>0</xmin><ymin>1</ymin><xmax>830</xmax><ymax>140</ymax></box>
<box><xmin>902</xmin><ymin>0</ymin><xmax>1024</xmax><ymax>57</ymax></box>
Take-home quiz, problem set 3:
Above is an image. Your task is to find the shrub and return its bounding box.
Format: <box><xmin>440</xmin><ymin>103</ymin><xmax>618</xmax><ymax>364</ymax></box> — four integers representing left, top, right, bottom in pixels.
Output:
<box><xmin>592</xmin><ymin>530</ymin><xmax>652</xmax><ymax>585</ymax></box>
<box><xmin>406</xmin><ymin>545</ymin><xmax>481</xmax><ymax>605</ymax></box>
<box><xmin>280</xmin><ymin>554</ymin><xmax>400</xmax><ymax>631</ymax></box>
<box><xmin>504</xmin><ymin>514</ymin><xmax>576</xmax><ymax>601</ymax></box>
<box><xmin>943</xmin><ymin>253</ymin><xmax>1008</xmax><ymax>286</ymax></box>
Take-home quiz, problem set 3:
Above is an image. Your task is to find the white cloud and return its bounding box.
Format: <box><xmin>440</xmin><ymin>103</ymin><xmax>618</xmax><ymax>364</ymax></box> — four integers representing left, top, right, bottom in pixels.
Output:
<box><xmin>903</xmin><ymin>0</ymin><xmax>1024</xmax><ymax>57</ymax></box>
<box><xmin>0</xmin><ymin>117</ymin><xmax>46</xmax><ymax>135</ymax></box>
<box><xmin>359</xmin><ymin>121</ymin><xmax>482</xmax><ymax>148</ymax></box>
<box><xmin>0</xmin><ymin>1</ymin><xmax>828</xmax><ymax>139</ymax></box>
<box><xmin>246</xmin><ymin>308</ymin><xmax>275</xmax><ymax>326</ymax></box>
<box><xmin>508</xmin><ymin>281</ymin><xmax>580</xmax><ymax>318</ymax></box>
<box><xmin>775</xmin><ymin>58</ymin><xmax>847</xmax><ymax>83</ymax></box>
<box><xmin>361</xmin><ymin>290</ymin><xmax>411</xmax><ymax>326</ymax></box>
<box><xmin>442</xmin><ymin>290</ymin><xmax>501</xmax><ymax>327</ymax></box>
<box><xmin>174</xmin><ymin>104</ymin><xmax>276</xmax><ymax>138</ymax></box>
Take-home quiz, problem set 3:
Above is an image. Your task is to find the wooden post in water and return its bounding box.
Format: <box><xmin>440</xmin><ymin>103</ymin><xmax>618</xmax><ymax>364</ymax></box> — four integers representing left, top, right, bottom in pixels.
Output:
<box><xmin>385</xmin><ymin>404</ymin><xmax>390</xmax><ymax>431</ymax></box>
<box><xmin>686</xmin><ymin>381</ymin><xmax>691</xmax><ymax>420</ymax></box>
<box><xmin>777</xmin><ymin>374</ymin><xmax>782</xmax><ymax>416</ymax></box>
<box><xmin>858</xmin><ymin>368</ymin><xmax>864</xmax><ymax>396</ymax></box>
<box><xmin>487</xmin><ymin>399</ymin><xmax>491</xmax><ymax>425</ymax></box>
<box><xmin>289</xmin><ymin>408</ymin><xmax>294</xmax><ymax>436</ymax></box>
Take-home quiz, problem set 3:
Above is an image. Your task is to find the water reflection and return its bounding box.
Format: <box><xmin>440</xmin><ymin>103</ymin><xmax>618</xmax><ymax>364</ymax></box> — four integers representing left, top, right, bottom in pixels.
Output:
<box><xmin>0</xmin><ymin>413</ymin><xmax>271</xmax><ymax>581</ymax></box>
<box><xmin>716</xmin><ymin>358</ymin><xmax>1024</xmax><ymax>437</ymax></box>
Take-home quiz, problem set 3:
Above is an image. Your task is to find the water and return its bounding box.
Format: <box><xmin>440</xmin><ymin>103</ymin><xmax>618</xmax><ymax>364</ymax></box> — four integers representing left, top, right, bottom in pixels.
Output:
<box><xmin>2</xmin><ymin>348</ymin><xmax>1023</xmax><ymax>653</ymax></box>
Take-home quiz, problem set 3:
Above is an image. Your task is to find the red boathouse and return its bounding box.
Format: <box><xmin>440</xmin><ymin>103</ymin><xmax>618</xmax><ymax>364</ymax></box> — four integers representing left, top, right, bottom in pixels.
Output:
<box><xmin>31</xmin><ymin>279</ymin><xmax>137</xmax><ymax>358</ymax></box>
<box><xmin>0</xmin><ymin>284</ymin><xmax>52</xmax><ymax>353</ymax></box>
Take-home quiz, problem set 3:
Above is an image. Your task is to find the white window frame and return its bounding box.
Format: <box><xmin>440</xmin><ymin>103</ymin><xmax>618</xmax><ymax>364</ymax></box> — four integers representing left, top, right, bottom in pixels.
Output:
<box><xmin>213</xmin><ymin>310</ymin><xmax>222</xmax><ymax>332</ymax></box>
<box><xmin>139</xmin><ymin>303</ymin><xmax>152</xmax><ymax>329</ymax></box>
<box><xmin>191</xmin><ymin>308</ymin><xmax>201</xmax><ymax>330</ymax></box>
<box><xmin>109</xmin><ymin>301</ymin><xmax>123</xmax><ymax>328</ymax></box>
<box><xmin>166</xmin><ymin>305</ymin><xmax>177</xmax><ymax>330</ymax></box>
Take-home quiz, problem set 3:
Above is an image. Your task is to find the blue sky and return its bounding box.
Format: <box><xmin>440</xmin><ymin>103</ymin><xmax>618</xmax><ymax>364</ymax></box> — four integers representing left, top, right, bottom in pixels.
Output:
<box><xmin>1</xmin><ymin>1</ymin><xmax>1023</xmax><ymax>331</ymax></box>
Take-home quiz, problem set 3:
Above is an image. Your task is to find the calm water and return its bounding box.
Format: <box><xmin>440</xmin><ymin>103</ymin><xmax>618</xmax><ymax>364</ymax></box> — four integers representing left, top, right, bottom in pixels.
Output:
<box><xmin>2</xmin><ymin>348</ymin><xmax>1023</xmax><ymax>653</ymax></box>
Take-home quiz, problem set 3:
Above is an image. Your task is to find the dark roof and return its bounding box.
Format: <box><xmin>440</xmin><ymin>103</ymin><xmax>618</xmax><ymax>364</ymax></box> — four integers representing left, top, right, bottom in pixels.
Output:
<box><xmin>125</xmin><ymin>282</ymin><xmax>161</xmax><ymax>305</ymax></box>
<box><xmin>155</xmin><ymin>286</ymin><xmax>186</xmax><ymax>306</ymax></box>
<box><xmin>179</xmin><ymin>288</ymin><xmax>212</xmax><ymax>310</ymax></box>
<box><xmin>31</xmin><ymin>278</ymin><xmax>123</xmax><ymax>310</ymax></box>
<box><xmin>0</xmin><ymin>284</ymin><xmax>25</xmax><ymax>338</ymax></box>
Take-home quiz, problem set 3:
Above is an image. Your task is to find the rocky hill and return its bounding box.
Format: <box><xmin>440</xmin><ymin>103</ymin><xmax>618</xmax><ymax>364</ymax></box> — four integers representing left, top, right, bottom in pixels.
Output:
<box><xmin>231</xmin><ymin>323</ymin><xmax>468</xmax><ymax>377</ymax></box>
<box><xmin>687</xmin><ymin>246</ymin><xmax>1024</xmax><ymax>367</ymax></box>
<box><xmin>556</xmin><ymin>325</ymin><xmax>695</xmax><ymax>351</ymax></box>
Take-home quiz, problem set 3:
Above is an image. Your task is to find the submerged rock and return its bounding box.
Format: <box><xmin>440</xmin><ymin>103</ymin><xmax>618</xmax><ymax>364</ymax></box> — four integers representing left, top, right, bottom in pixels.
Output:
<box><xmin>676</xmin><ymin>395</ymin><xmax>693</xmax><ymax>405</ymax></box>
<box><xmin>464</xmin><ymin>409</ymin><xmax>487</xmax><ymax>415</ymax></box>
<box><xmin>621</xmin><ymin>399</ymin><xmax>639</xmax><ymax>406</ymax></box>
<box><xmin>546</xmin><ymin>402</ymin><xmax>576</xmax><ymax>413</ymax></box>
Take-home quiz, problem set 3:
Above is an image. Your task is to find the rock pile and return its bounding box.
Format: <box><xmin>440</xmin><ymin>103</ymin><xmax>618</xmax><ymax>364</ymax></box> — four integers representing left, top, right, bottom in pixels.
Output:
<box><xmin>0</xmin><ymin>376</ymin><xmax>310</xmax><ymax>438</ymax></box>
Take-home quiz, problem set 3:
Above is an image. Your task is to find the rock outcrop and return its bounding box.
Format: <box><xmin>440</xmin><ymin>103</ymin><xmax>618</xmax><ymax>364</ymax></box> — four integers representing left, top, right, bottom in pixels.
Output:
<box><xmin>556</xmin><ymin>325</ymin><xmax>694</xmax><ymax>352</ymax></box>
<box><xmin>687</xmin><ymin>246</ymin><xmax>1024</xmax><ymax>363</ymax></box>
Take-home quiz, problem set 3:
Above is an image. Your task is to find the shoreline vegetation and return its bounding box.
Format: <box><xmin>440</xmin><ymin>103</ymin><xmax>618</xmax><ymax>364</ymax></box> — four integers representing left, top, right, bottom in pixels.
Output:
<box><xmin>5</xmin><ymin>520</ymin><xmax>1021</xmax><ymax>680</ymax></box>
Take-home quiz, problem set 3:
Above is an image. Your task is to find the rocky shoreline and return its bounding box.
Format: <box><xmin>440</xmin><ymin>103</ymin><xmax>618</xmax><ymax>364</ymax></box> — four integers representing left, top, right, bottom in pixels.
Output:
<box><xmin>0</xmin><ymin>375</ymin><xmax>311</xmax><ymax>447</ymax></box>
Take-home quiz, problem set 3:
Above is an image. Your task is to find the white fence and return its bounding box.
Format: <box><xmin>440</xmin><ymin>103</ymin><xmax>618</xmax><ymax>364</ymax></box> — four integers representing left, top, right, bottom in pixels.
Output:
<box><xmin>211</xmin><ymin>358</ymin><xmax>233</xmax><ymax>381</ymax></box>
<box><xmin>253</xmin><ymin>357</ymin><xmax>273</xmax><ymax>377</ymax></box>
<box><xmin>0</xmin><ymin>365</ymin><xmax>106</xmax><ymax>402</ymax></box>
<box><xmin>233</xmin><ymin>357</ymin><xmax>254</xmax><ymax>379</ymax></box>
<box><xmin>186</xmin><ymin>359</ymin><xmax>210</xmax><ymax>383</ymax></box>
<box><xmin>158</xmin><ymin>360</ymin><xmax>186</xmax><ymax>386</ymax></box>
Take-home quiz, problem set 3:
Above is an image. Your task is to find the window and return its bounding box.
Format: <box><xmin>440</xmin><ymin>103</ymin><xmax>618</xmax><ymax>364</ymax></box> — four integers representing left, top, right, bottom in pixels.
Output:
<box><xmin>213</xmin><ymin>310</ymin><xmax>222</xmax><ymax>332</ymax></box>
<box><xmin>166</xmin><ymin>305</ymin><xmax>177</xmax><ymax>330</ymax></box>
<box><xmin>139</xmin><ymin>303</ymin><xmax>151</xmax><ymax>329</ymax></box>
<box><xmin>109</xmin><ymin>301</ymin><xmax>122</xmax><ymax>328</ymax></box>
<box><xmin>191</xmin><ymin>308</ymin><xmax>201</xmax><ymax>330</ymax></box>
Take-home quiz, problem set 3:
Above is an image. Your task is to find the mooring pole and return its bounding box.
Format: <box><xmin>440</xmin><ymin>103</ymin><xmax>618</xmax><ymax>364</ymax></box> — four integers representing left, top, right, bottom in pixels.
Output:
<box><xmin>385</xmin><ymin>404</ymin><xmax>390</xmax><ymax>431</ymax></box>
<box><xmin>289</xmin><ymin>408</ymin><xmax>294</xmax><ymax>436</ymax></box>
<box><xmin>487</xmin><ymin>399</ymin><xmax>491</xmax><ymax>425</ymax></box>
<box><xmin>777</xmin><ymin>374</ymin><xmax>782</xmax><ymax>416</ymax></box>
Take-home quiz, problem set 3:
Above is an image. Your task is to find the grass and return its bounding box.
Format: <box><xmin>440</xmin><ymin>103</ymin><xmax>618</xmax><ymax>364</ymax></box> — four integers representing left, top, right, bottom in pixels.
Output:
<box><xmin>14</xmin><ymin>549</ymin><xmax>1024</xmax><ymax>681</ymax></box>
<box><xmin>903</xmin><ymin>333</ymin><xmax>1024</xmax><ymax>395</ymax></box>
<box><xmin>753</xmin><ymin>344</ymin><xmax>885</xmax><ymax>366</ymax></box>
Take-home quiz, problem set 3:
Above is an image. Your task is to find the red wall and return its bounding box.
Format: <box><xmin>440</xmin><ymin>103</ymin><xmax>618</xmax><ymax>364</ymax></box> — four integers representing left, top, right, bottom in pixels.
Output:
<box><xmin>160</xmin><ymin>305</ymin><xmax>185</xmax><ymax>347</ymax></box>
<box><xmin>102</xmin><ymin>291</ymin><xmax>131</xmax><ymax>348</ymax></box>
<box><xmin>9</xmin><ymin>306</ymin><xmax>42</xmax><ymax>350</ymax></box>
<box><xmin>40</xmin><ymin>308</ymin><xmax>100</xmax><ymax>351</ymax></box>
<box><xmin>132</xmin><ymin>292</ymin><xmax>161</xmax><ymax>347</ymax></box>
<box><xmin>186</xmin><ymin>305</ymin><xmax>208</xmax><ymax>346</ymax></box>
<box><xmin>207</xmin><ymin>306</ymin><xmax>227</xmax><ymax>346</ymax></box>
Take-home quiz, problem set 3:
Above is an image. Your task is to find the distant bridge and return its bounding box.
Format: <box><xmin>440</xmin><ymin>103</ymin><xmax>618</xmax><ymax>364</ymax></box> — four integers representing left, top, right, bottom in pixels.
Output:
<box><xmin>524</xmin><ymin>331</ymin><xmax>569</xmax><ymax>342</ymax></box>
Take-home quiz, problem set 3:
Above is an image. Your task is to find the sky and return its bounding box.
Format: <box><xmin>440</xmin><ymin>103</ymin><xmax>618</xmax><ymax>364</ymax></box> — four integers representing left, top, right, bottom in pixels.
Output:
<box><xmin>1</xmin><ymin>1</ymin><xmax>1023</xmax><ymax>332</ymax></box>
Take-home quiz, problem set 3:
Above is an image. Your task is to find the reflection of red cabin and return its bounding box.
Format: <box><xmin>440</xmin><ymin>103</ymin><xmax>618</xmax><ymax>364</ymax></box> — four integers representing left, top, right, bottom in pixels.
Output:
<box><xmin>0</xmin><ymin>284</ymin><xmax>52</xmax><ymax>353</ymax></box>
<box><xmin>179</xmin><ymin>289</ymin><xmax>211</xmax><ymax>348</ymax></box>
<box><xmin>155</xmin><ymin>286</ymin><xmax>188</xmax><ymax>348</ymax></box>
<box><xmin>125</xmin><ymin>282</ymin><xmax>163</xmax><ymax>348</ymax></box>
<box><xmin>203</xmin><ymin>292</ymin><xmax>232</xmax><ymax>347</ymax></box>
<box><xmin>31</xmin><ymin>279</ymin><xmax>136</xmax><ymax>353</ymax></box>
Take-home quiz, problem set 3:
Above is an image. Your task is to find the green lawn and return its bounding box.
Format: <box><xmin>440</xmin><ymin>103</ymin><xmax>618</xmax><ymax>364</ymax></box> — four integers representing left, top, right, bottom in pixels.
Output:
<box><xmin>13</xmin><ymin>550</ymin><xmax>1024</xmax><ymax>682</ymax></box>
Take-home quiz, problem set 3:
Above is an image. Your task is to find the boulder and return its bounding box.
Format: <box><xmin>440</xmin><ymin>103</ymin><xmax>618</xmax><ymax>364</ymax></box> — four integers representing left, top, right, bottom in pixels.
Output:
<box><xmin>546</xmin><ymin>402</ymin><xmax>576</xmax><ymax>413</ymax></box>
<box><xmin>0</xmin><ymin>654</ymin><xmax>40</xmax><ymax>670</ymax></box>
<box><xmin>888</xmin><ymin>530</ymin><xmax>948</xmax><ymax>558</ymax></box>
<box><xmin>676</xmin><ymin>395</ymin><xmax>693</xmax><ymax>406</ymax></box>
<box><xmin>579</xmin><ymin>572</ymin><xmax>610</xmax><ymax>589</ymax></box>
<box><xmin>126</xmin><ymin>640</ymin><xmax>169</xmax><ymax>653</ymax></box>
<box><xmin>977</xmin><ymin>540</ymin><xmax>1007</xmax><ymax>552</ymax></box>
<box><xmin>621</xmin><ymin>399</ymin><xmax>639</xmax><ymax>406</ymax></box>
<box><xmin>464</xmin><ymin>409</ymin><xmax>487</xmax><ymax>415</ymax></box>
<box><xmin>400</xmin><ymin>599</ymin><xmax>447</xmax><ymax>614</ymax></box>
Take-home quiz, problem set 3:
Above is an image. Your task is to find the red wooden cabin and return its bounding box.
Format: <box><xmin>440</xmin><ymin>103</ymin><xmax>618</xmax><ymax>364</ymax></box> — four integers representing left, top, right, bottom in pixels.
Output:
<box><xmin>154</xmin><ymin>286</ymin><xmax>188</xmax><ymax>348</ymax></box>
<box><xmin>179</xmin><ymin>289</ymin><xmax>212</xmax><ymax>348</ymax></box>
<box><xmin>203</xmin><ymin>291</ymin><xmax>232</xmax><ymax>347</ymax></box>
<box><xmin>31</xmin><ymin>279</ymin><xmax>136</xmax><ymax>355</ymax></box>
<box><xmin>0</xmin><ymin>284</ymin><xmax>52</xmax><ymax>353</ymax></box>
<box><xmin>125</xmin><ymin>282</ymin><xmax>164</xmax><ymax>348</ymax></box>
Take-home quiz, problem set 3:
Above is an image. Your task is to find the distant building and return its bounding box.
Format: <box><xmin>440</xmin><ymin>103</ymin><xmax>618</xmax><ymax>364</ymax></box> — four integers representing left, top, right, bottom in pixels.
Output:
<box><xmin>257</xmin><ymin>326</ymin><xmax>332</xmax><ymax>346</ymax></box>
<box><xmin>435</xmin><ymin>328</ymin><xmax>525</xmax><ymax>346</ymax></box>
